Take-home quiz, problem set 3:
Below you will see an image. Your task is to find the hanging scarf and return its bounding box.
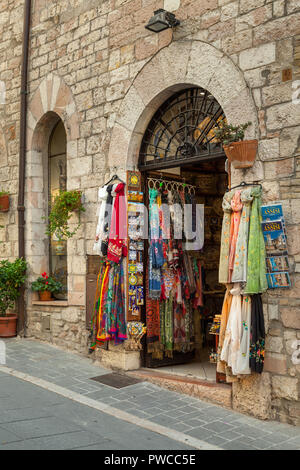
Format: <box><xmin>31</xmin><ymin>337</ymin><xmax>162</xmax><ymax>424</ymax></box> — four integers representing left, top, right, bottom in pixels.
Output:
<box><xmin>183</xmin><ymin>252</ymin><xmax>196</xmax><ymax>294</ymax></box>
<box><xmin>108</xmin><ymin>261</ymin><xmax>127</xmax><ymax>344</ymax></box>
<box><xmin>232</xmin><ymin>188</ymin><xmax>253</xmax><ymax>283</ymax></box>
<box><xmin>164</xmin><ymin>295</ymin><xmax>174</xmax><ymax>356</ymax></box>
<box><xmin>217</xmin><ymin>286</ymin><xmax>233</xmax><ymax>374</ymax></box>
<box><xmin>149</xmin><ymin>255</ymin><xmax>161</xmax><ymax>300</ymax></box>
<box><xmin>93</xmin><ymin>186</ymin><xmax>108</xmax><ymax>256</ymax></box>
<box><xmin>107</xmin><ymin>183</ymin><xmax>128</xmax><ymax>264</ymax></box>
<box><xmin>89</xmin><ymin>260</ymin><xmax>106</xmax><ymax>351</ymax></box>
<box><xmin>219</xmin><ymin>190</ymin><xmax>235</xmax><ymax>283</ymax></box>
<box><xmin>149</xmin><ymin>188</ymin><xmax>164</xmax><ymax>268</ymax></box>
<box><xmin>244</xmin><ymin>187</ymin><xmax>267</xmax><ymax>294</ymax></box>
<box><xmin>250</xmin><ymin>294</ymin><xmax>265</xmax><ymax>374</ymax></box>
<box><xmin>173</xmin><ymin>302</ymin><xmax>186</xmax><ymax>351</ymax></box>
<box><xmin>220</xmin><ymin>284</ymin><xmax>242</xmax><ymax>374</ymax></box>
<box><xmin>193</xmin><ymin>260</ymin><xmax>203</xmax><ymax>308</ymax></box>
<box><xmin>101</xmin><ymin>184</ymin><xmax>114</xmax><ymax>257</ymax></box>
<box><xmin>96</xmin><ymin>262</ymin><xmax>110</xmax><ymax>344</ymax></box>
<box><xmin>228</xmin><ymin>190</ymin><xmax>243</xmax><ymax>283</ymax></box>
<box><xmin>235</xmin><ymin>295</ymin><xmax>251</xmax><ymax>375</ymax></box>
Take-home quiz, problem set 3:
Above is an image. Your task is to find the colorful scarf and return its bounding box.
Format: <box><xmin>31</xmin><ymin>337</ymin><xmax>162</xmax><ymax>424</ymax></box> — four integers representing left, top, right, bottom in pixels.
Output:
<box><xmin>107</xmin><ymin>183</ymin><xmax>128</xmax><ymax>264</ymax></box>
<box><xmin>149</xmin><ymin>188</ymin><xmax>164</xmax><ymax>269</ymax></box>
<box><xmin>89</xmin><ymin>260</ymin><xmax>106</xmax><ymax>351</ymax></box>
<box><xmin>250</xmin><ymin>294</ymin><xmax>265</xmax><ymax>374</ymax></box>
<box><xmin>108</xmin><ymin>261</ymin><xmax>127</xmax><ymax>344</ymax></box>
<box><xmin>244</xmin><ymin>187</ymin><xmax>267</xmax><ymax>294</ymax></box>
<box><xmin>232</xmin><ymin>188</ymin><xmax>253</xmax><ymax>283</ymax></box>
<box><xmin>219</xmin><ymin>190</ymin><xmax>235</xmax><ymax>283</ymax></box>
<box><xmin>228</xmin><ymin>190</ymin><xmax>243</xmax><ymax>283</ymax></box>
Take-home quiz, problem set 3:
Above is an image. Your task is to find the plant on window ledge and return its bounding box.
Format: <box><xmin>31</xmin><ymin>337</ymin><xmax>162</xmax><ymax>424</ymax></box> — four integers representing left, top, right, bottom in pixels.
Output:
<box><xmin>213</xmin><ymin>120</ymin><xmax>258</xmax><ymax>169</ymax></box>
<box><xmin>31</xmin><ymin>272</ymin><xmax>63</xmax><ymax>301</ymax></box>
<box><xmin>46</xmin><ymin>190</ymin><xmax>85</xmax><ymax>241</ymax></box>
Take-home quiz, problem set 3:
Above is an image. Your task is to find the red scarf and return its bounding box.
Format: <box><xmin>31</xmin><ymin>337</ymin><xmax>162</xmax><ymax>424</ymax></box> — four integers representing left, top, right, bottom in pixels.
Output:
<box><xmin>107</xmin><ymin>183</ymin><xmax>128</xmax><ymax>264</ymax></box>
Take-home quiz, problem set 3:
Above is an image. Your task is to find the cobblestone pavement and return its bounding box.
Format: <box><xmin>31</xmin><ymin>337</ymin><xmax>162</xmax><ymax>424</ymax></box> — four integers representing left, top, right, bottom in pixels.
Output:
<box><xmin>2</xmin><ymin>338</ymin><xmax>300</xmax><ymax>450</ymax></box>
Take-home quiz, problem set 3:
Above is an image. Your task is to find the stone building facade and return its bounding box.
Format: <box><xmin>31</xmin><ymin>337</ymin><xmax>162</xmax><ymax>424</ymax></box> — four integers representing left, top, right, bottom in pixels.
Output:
<box><xmin>0</xmin><ymin>0</ymin><xmax>300</xmax><ymax>424</ymax></box>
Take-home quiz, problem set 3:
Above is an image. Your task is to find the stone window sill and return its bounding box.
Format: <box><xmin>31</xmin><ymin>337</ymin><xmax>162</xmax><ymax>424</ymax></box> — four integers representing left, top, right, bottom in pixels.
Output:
<box><xmin>32</xmin><ymin>301</ymin><xmax>69</xmax><ymax>307</ymax></box>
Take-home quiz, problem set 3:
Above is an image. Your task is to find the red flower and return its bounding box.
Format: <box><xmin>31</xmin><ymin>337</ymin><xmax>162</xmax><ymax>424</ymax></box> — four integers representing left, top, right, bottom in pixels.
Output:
<box><xmin>42</xmin><ymin>272</ymin><xmax>47</xmax><ymax>278</ymax></box>
<box><xmin>46</xmin><ymin>282</ymin><xmax>48</xmax><ymax>285</ymax></box>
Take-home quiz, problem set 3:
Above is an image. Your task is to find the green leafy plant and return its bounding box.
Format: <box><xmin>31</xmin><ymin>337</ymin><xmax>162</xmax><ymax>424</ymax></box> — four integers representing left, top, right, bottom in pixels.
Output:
<box><xmin>0</xmin><ymin>258</ymin><xmax>27</xmax><ymax>317</ymax></box>
<box><xmin>213</xmin><ymin>120</ymin><xmax>252</xmax><ymax>146</ymax></box>
<box><xmin>46</xmin><ymin>190</ymin><xmax>85</xmax><ymax>241</ymax></box>
<box><xmin>31</xmin><ymin>272</ymin><xmax>63</xmax><ymax>294</ymax></box>
<box><xmin>0</xmin><ymin>191</ymin><xmax>9</xmax><ymax>197</ymax></box>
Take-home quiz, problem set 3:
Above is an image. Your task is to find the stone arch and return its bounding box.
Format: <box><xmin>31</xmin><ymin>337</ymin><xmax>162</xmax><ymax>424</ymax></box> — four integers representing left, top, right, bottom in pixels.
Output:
<box><xmin>27</xmin><ymin>73</ymin><xmax>79</xmax><ymax>149</ymax></box>
<box><xmin>25</xmin><ymin>74</ymin><xmax>80</xmax><ymax>298</ymax></box>
<box><xmin>108</xmin><ymin>39</ymin><xmax>259</xmax><ymax>181</ymax></box>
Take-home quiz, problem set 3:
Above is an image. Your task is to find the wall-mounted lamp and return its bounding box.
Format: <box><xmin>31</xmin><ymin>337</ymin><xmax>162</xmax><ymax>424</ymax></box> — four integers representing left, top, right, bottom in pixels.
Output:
<box><xmin>145</xmin><ymin>9</ymin><xmax>180</xmax><ymax>33</ymax></box>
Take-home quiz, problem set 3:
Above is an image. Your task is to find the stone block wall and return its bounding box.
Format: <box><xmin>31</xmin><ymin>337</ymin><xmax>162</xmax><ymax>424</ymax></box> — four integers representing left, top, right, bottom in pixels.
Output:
<box><xmin>0</xmin><ymin>0</ymin><xmax>299</xmax><ymax>424</ymax></box>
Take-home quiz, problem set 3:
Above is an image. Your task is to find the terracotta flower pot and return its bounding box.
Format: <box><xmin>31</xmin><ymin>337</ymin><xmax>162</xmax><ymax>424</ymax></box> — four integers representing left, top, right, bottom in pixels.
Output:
<box><xmin>0</xmin><ymin>194</ymin><xmax>9</xmax><ymax>212</ymax></box>
<box><xmin>0</xmin><ymin>314</ymin><xmax>17</xmax><ymax>338</ymax></box>
<box><xmin>223</xmin><ymin>140</ymin><xmax>258</xmax><ymax>169</ymax></box>
<box><xmin>38</xmin><ymin>291</ymin><xmax>52</xmax><ymax>301</ymax></box>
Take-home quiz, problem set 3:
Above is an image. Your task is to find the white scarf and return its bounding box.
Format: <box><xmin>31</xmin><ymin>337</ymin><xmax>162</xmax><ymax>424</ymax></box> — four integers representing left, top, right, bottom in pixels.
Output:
<box><xmin>93</xmin><ymin>186</ymin><xmax>108</xmax><ymax>255</ymax></box>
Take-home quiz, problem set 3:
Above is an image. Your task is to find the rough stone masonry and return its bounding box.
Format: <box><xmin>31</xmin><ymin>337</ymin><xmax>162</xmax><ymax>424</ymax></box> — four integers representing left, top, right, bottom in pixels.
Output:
<box><xmin>0</xmin><ymin>0</ymin><xmax>299</xmax><ymax>425</ymax></box>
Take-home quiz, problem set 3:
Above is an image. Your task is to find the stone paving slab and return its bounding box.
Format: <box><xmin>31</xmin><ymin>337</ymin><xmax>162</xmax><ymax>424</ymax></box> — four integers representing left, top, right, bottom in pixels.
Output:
<box><xmin>2</xmin><ymin>338</ymin><xmax>300</xmax><ymax>450</ymax></box>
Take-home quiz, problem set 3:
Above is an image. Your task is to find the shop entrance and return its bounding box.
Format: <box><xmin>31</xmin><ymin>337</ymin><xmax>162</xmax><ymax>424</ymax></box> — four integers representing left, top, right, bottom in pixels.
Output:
<box><xmin>138</xmin><ymin>87</ymin><xmax>228</xmax><ymax>382</ymax></box>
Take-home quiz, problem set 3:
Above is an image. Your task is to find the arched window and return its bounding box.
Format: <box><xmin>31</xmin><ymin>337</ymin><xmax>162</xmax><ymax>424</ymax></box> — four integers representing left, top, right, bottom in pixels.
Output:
<box><xmin>139</xmin><ymin>87</ymin><xmax>226</xmax><ymax>171</ymax></box>
<box><xmin>48</xmin><ymin>120</ymin><xmax>68</xmax><ymax>300</ymax></box>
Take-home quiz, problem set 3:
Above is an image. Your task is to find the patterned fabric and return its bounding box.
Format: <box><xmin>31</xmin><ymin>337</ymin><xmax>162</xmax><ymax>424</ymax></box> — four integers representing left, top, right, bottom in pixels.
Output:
<box><xmin>149</xmin><ymin>255</ymin><xmax>161</xmax><ymax>300</ymax></box>
<box><xmin>244</xmin><ymin>187</ymin><xmax>268</xmax><ymax>294</ymax></box>
<box><xmin>107</xmin><ymin>183</ymin><xmax>128</xmax><ymax>264</ymax></box>
<box><xmin>89</xmin><ymin>260</ymin><xmax>106</xmax><ymax>351</ymax></box>
<box><xmin>96</xmin><ymin>263</ymin><xmax>110</xmax><ymax>344</ymax></box>
<box><xmin>162</xmin><ymin>268</ymin><xmax>176</xmax><ymax>299</ymax></box>
<box><xmin>146</xmin><ymin>253</ymin><xmax>161</xmax><ymax>358</ymax></box>
<box><xmin>164</xmin><ymin>295</ymin><xmax>174</xmax><ymax>355</ymax></box>
<box><xmin>217</xmin><ymin>286</ymin><xmax>233</xmax><ymax>374</ymax></box>
<box><xmin>220</xmin><ymin>284</ymin><xmax>242</xmax><ymax>376</ymax></box>
<box><xmin>149</xmin><ymin>188</ymin><xmax>164</xmax><ymax>269</ymax></box>
<box><xmin>228</xmin><ymin>190</ymin><xmax>243</xmax><ymax>283</ymax></box>
<box><xmin>235</xmin><ymin>295</ymin><xmax>251</xmax><ymax>375</ymax></box>
<box><xmin>193</xmin><ymin>260</ymin><xmax>203</xmax><ymax>308</ymax></box>
<box><xmin>232</xmin><ymin>188</ymin><xmax>253</xmax><ymax>283</ymax></box>
<box><xmin>219</xmin><ymin>190</ymin><xmax>235</xmax><ymax>283</ymax></box>
<box><xmin>108</xmin><ymin>261</ymin><xmax>127</xmax><ymax>344</ymax></box>
<box><xmin>250</xmin><ymin>294</ymin><xmax>265</xmax><ymax>374</ymax></box>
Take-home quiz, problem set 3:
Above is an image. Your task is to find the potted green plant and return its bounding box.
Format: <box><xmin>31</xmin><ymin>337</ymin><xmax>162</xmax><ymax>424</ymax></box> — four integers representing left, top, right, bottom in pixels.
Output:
<box><xmin>0</xmin><ymin>258</ymin><xmax>27</xmax><ymax>337</ymax></box>
<box><xmin>214</xmin><ymin>120</ymin><xmax>258</xmax><ymax>169</ymax></box>
<box><xmin>46</xmin><ymin>190</ymin><xmax>85</xmax><ymax>241</ymax></box>
<box><xmin>31</xmin><ymin>272</ymin><xmax>63</xmax><ymax>301</ymax></box>
<box><xmin>0</xmin><ymin>191</ymin><xmax>9</xmax><ymax>212</ymax></box>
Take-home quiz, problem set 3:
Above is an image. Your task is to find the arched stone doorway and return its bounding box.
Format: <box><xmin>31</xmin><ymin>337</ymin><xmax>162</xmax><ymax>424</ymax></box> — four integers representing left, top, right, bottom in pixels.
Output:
<box><xmin>108</xmin><ymin>39</ymin><xmax>259</xmax><ymax>183</ymax></box>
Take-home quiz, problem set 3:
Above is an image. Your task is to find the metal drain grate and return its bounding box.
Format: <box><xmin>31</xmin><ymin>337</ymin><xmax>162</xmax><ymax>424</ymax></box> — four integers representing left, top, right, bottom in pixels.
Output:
<box><xmin>91</xmin><ymin>373</ymin><xmax>141</xmax><ymax>389</ymax></box>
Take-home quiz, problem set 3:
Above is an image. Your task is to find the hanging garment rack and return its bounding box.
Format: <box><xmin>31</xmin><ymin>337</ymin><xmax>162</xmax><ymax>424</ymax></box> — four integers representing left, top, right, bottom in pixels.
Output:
<box><xmin>104</xmin><ymin>174</ymin><xmax>125</xmax><ymax>186</ymax></box>
<box><xmin>226</xmin><ymin>181</ymin><xmax>262</xmax><ymax>192</ymax></box>
<box><xmin>147</xmin><ymin>176</ymin><xmax>197</xmax><ymax>195</ymax></box>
